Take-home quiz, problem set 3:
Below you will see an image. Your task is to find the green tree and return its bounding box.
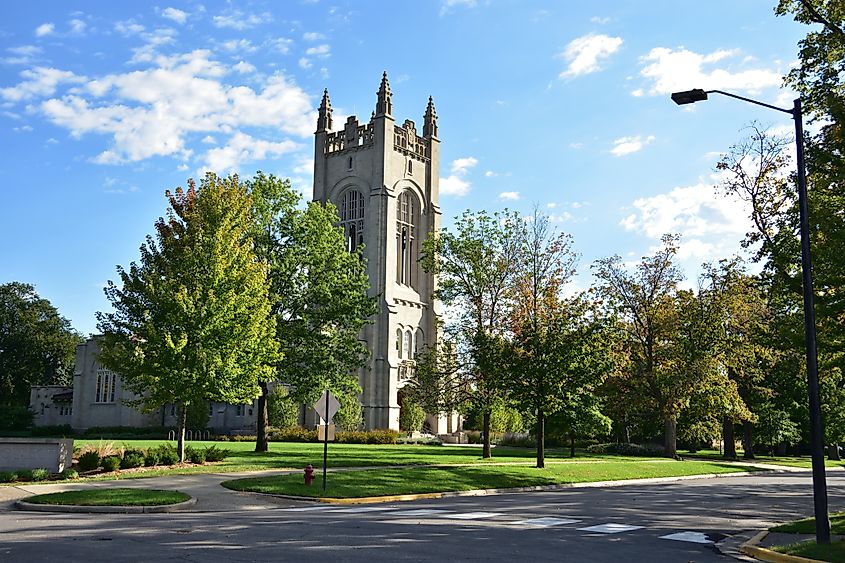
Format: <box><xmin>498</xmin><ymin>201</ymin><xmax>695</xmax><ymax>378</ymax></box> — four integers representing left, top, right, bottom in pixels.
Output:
<box><xmin>267</xmin><ymin>385</ymin><xmax>300</xmax><ymax>429</ymax></box>
<box><xmin>594</xmin><ymin>235</ymin><xmax>688</xmax><ymax>457</ymax></box>
<box><xmin>399</xmin><ymin>396</ymin><xmax>426</xmax><ymax>434</ymax></box>
<box><xmin>0</xmin><ymin>282</ymin><xmax>82</xmax><ymax>406</ymax></box>
<box><xmin>96</xmin><ymin>173</ymin><xmax>279</xmax><ymax>461</ymax></box>
<box><xmin>420</xmin><ymin>209</ymin><xmax>522</xmax><ymax>458</ymax></box>
<box><xmin>247</xmin><ymin>172</ymin><xmax>376</xmax><ymax>452</ymax></box>
<box><xmin>334</xmin><ymin>394</ymin><xmax>364</xmax><ymax>431</ymax></box>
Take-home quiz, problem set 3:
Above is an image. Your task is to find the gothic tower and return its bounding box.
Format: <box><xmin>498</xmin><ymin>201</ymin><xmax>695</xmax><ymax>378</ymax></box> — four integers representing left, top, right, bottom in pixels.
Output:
<box><xmin>312</xmin><ymin>73</ymin><xmax>442</xmax><ymax>430</ymax></box>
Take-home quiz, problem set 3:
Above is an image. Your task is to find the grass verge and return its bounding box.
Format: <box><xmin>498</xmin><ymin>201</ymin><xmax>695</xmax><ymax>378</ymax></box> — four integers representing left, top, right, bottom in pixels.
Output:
<box><xmin>680</xmin><ymin>449</ymin><xmax>845</xmax><ymax>469</ymax></box>
<box><xmin>222</xmin><ymin>460</ymin><xmax>751</xmax><ymax>498</ymax></box>
<box><xmin>771</xmin><ymin>540</ymin><xmax>845</xmax><ymax>562</ymax></box>
<box><xmin>771</xmin><ymin>511</ymin><xmax>845</xmax><ymax>535</ymax></box>
<box><xmin>25</xmin><ymin>488</ymin><xmax>190</xmax><ymax>506</ymax></box>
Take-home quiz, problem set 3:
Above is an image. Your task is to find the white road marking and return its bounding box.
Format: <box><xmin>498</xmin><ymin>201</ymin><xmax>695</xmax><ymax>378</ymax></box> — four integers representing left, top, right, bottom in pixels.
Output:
<box><xmin>447</xmin><ymin>512</ymin><xmax>505</xmax><ymax>520</ymax></box>
<box><xmin>278</xmin><ymin>506</ymin><xmax>338</xmax><ymax>512</ymax></box>
<box><xmin>512</xmin><ymin>517</ymin><xmax>581</xmax><ymax>528</ymax></box>
<box><xmin>659</xmin><ymin>531</ymin><xmax>714</xmax><ymax>544</ymax></box>
<box><xmin>578</xmin><ymin>523</ymin><xmax>644</xmax><ymax>534</ymax></box>
<box><xmin>333</xmin><ymin>506</ymin><xmax>395</xmax><ymax>513</ymax></box>
<box><xmin>389</xmin><ymin>509</ymin><xmax>452</xmax><ymax>517</ymax></box>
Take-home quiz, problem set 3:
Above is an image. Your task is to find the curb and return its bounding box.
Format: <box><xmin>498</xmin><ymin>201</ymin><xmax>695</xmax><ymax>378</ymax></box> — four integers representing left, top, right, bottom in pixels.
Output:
<box><xmin>14</xmin><ymin>496</ymin><xmax>197</xmax><ymax>514</ymax></box>
<box><xmin>264</xmin><ymin>470</ymin><xmax>761</xmax><ymax>505</ymax></box>
<box><xmin>740</xmin><ymin>530</ymin><xmax>825</xmax><ymax>563</ymax></box>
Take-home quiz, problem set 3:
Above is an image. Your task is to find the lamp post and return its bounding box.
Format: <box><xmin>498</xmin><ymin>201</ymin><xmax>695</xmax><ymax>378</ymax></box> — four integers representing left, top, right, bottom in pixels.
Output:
<box><xmin>672</xmin><ymin>88</ymin><xmax>830</xmax><ymax>544</ymax></box>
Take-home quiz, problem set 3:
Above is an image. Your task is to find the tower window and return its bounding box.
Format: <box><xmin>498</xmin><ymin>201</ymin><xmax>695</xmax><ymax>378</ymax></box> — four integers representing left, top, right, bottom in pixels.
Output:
<box><xmin>95</xmin><ymin>368</ymin><xmax>116</xmax><ymax>403</ymax></box>
<box><xmin>339</xmin><ymin>190</ymin><xmax>365</xmax><ymax>252</ymax></box>
<box><xmin>408</xmin><ymin>160</ymin><xmax>413</xmax><ymax>174</ymax></box>
<box><xmin>396</xmin><ymin>190</ymin><xmax>419</xmax><ymax>288</ymax></box>
<box><xmin>348</xmin><ymin>156</ymin><xmax>353</xmax><ymax>170</ymax></box>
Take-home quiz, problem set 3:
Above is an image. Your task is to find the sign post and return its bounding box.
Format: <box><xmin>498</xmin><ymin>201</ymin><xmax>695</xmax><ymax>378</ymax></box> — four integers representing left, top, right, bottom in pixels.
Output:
<box><xmin>313</xmin><ymin>389</ymin><xmax>340</xmax><ymax>491</ymax></box>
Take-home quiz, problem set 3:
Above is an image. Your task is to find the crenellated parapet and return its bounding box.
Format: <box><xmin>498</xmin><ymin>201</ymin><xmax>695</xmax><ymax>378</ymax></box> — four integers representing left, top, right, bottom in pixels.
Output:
<box><xmin>325</xmin><ymin>116</ymin><xmax>375</xmax><ymax>155</ymax></box>
<box><xmin>393</xmin><ymin>120</ymin><xmax>431</xmax><ymax>162</ymax></box>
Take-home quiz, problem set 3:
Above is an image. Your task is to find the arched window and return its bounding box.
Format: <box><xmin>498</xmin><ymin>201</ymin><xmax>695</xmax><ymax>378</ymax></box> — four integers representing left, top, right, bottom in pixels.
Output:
<box><xmin>396</xmin><ymin>190</ymin><xmax>419</xmax><ymax>288</ymax></box>
<box><xmin>415</xmin><ymin>327</ymin><xmax>424</xmax><ymax>356</ymax></box>
<box><xmin>403</xmin><ymin>330</ymin><xmax>412</xmax><ymax>360</ymax></box>
<box><xmin>95</xmin><ymin>368</ymin><xmax>116</xmax><ymax>403</ymax></box>
<box><xmin>339</xmin><ymin>190</ymin><xmax>365</xmax><ymax>252</ymax></box>
<box><xmin>396</xmin><ymin>328</ymin><xmax>403</xmax><ymax>359</ymax></box>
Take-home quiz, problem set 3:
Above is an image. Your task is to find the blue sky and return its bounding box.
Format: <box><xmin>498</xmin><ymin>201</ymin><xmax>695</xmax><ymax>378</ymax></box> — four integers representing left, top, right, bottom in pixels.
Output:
<box><xmin>1</xmin><ymin>1</ymin><xmax>807</xmax><ymax>335</ymax></box>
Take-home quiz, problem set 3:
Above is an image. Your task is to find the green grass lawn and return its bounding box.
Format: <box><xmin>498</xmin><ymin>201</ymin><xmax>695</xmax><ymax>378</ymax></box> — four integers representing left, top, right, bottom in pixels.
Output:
<box><xmin>771</xmin><ymin>511</ymin><xmax>845</xmax><ymax>535</ymax></box>
<box><xmin>71</xmin><ymin>440</ymin><xmax>665</xmax><ymax>478</ymax></box>
<box><xmin>772</xmin><ymin>540</ymin><xmax>845</xmax><ymax>562</ymax></box>
<box><xmin>221</xmin><ymin>459</ymin><xmax>752</xmax><ymax>498</ymax></box>
<box><xmin>680</xmin><ymin>449</ymin><xmax>845</xmax><ymax>469</ymax></box>
<box><xmin>25</xmin><ymin>488</ymin><xmax>190</xmax><ymax>506</ymax></box>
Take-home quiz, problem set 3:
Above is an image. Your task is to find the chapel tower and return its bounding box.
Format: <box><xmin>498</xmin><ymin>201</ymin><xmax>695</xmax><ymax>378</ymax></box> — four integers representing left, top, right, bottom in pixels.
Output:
<box><xmin>312</xmin><ymin>73</ymin><xmax>443</xmax><ymax>430</ymax></box>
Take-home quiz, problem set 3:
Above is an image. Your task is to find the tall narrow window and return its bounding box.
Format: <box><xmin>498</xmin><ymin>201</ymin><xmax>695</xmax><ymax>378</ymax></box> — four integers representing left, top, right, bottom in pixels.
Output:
<box><xmin>408</xmin><ymin>160</ymin><xmax>413</xmax><ymax>174</ymax></box>
<box><xmin>339</xmin><ymin>190</ymin><xmax>365</xmax><ymax>252</ymax></box>
<box><xmin>403</xmin><ymin>330</ymin><xmax>412</xmax><ymax>360</ymax></box>
<box><xmin>396</xmin><ymin>328</ymin><xmax>403</xmax><ymax>359</ymax></box>
<box><xmin>95</xmin><ymin>368</ymin><xmax>116</xmax><ymax>403</ymax></box>
<box><xmin>396</xmin><ymin>191</ymin><xmax>419</xmax><ymax>288</ymax></box>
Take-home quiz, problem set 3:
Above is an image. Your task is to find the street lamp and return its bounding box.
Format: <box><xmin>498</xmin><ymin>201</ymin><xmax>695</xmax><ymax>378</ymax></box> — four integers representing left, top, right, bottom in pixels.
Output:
<box><xmin>672</xmin><ymin>88</ymin><xmax>830</xmax><ymax>544</ymax></box>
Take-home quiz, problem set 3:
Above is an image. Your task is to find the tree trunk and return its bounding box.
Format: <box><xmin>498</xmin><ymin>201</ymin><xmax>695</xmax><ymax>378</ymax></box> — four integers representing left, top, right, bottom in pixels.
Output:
<box><xmin>177</xmin><ymin>402</ymin><xmax>187</xmax><ymax>462</ymax></box>
<box><xmin>742</xmin><ymin>421</ymin><xmax>755</xmax><ymax>459</ymax></box>
<box><xmin>255</xmin><ymin>382</ymin><xmax>269</xmax><ymax>453</ymax></box>
<box><xmin>569</xmin><ymin>432</ymin><xmax>576</xmax><ymax>458</ymax></box>
<box><xmin>664</xmin><ymin>415</ymin><xmax>677</xmax><ymax>458</ymax></box>
<box><xmin>536</xmin><ymin>409</ymin><xmax>545</xmax><ymax>468</ymax></box>
<box><xmin>482</xmin><ymin>409</ymin><xmax>492</xmax><ymax>459</ymax></box>
<box><xmin>723</xmin><ymin>417</ymin><xmax>737</xmax><ymax>459</ymax></box>
<box><xmin>828</xmin><ymin>444</ymin><xmax>841</xmax><ymax>461</ymax></box>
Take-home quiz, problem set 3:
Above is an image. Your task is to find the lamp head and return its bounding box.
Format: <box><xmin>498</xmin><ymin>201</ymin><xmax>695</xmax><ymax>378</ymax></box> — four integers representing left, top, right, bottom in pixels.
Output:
<box><xmin>671</xmin><ymin>89</ymin><xmax>708</xmax><ymax>105</ymax></box>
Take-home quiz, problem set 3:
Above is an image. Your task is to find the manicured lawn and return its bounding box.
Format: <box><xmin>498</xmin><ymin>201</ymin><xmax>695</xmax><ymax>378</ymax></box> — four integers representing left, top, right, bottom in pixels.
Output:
<box><xmin>772</xmin><ymin>540</ymin><xmax>845</xmax><ymax>562</ymax></box>
<box><xmin>71</xmin><ymin>440</ymin><xmax>662</xmax><ymax>478</ymax></box>
<box><xmin>25</xmin><ymin>488</ymin><xmax>190</xmax><ymax>506</ymax></box>
<box><xmin>771</xmin><ymin>511</ymin><xmax>845</xmax><ymax>535</ymax></box>
<box><xmin>680</xmin><ymin>449</ymin><xmax>845</xmax><ymax>469</ymax></box>
<box><xmin>221</xmin><ymin>459</ymin><xmax>752</xmax><ymax>498</ymax></box>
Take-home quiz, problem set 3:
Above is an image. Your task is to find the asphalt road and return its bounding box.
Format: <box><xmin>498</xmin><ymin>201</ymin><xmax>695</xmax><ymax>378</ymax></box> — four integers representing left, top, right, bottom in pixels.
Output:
<box><xmin>2</xmin><ymin>470</ymin><xmax>843</xmax><ymax>562</ymax></box>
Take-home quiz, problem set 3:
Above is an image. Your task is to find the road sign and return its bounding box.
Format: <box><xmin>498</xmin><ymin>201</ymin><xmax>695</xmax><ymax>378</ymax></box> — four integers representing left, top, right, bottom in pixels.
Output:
<box><xmin>313</xmin><ymin>390</ymin><xmax>340</xmax><ymax>423</ymax></box>
<box><xmin>318</xmin><ymin>424</ymin><xmax>336</xmax><ymax>441</ymax></box>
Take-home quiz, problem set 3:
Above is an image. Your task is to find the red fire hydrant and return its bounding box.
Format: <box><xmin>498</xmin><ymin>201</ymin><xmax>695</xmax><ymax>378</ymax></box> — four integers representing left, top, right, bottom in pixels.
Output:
<box><xmin>304</xmin><ymin>464</ymin><xmax>315</xmax><ymax>486</ymax></box>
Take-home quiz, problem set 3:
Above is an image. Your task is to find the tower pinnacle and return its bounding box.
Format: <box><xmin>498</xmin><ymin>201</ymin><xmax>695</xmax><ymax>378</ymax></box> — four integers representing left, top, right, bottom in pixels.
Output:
<box><xmin>375</xmin><ymin>72</ymin><xmax>392</xmax><ymax>117</ymax></box>
<box><xmin>423</xmin><ymin>96</ymin><xmax>438</xmax><ymax>138</ymax></box>
<box><xmin>317</xmin><ymin>88</ymin><xmax>333</xmax><ymax>132</ymax></box>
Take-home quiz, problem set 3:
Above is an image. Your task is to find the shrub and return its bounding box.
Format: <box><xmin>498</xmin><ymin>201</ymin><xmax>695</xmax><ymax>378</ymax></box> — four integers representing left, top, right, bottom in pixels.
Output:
<box><xmin>586</xmin><ymin>442</ymin><xmax>665</xmax><ymax>457</ymax></box>
<box><xmin>101</xmin><ymin>456</ymin><xmax>121</xmax><ymax>472</ymax></box>
<box><xmin>60</xmin><ymin>468</ymin><xmax>79</xmax><ymax>480</ymax></box>
<box><xmin>203</xmin><ymin>445</ymin><xmax>229</xmax><ymax>462</ymax></box>
<box><xmin>399</xmin><ymin>398</ymin><xmax>426</xmax><ymax>434</ymax></box>
<box><xmin>268</xmin><ymin>385</ymin><xmax>300</xmax><ymax>429</ymax></box>
<box><xmin>77</xmin><ymin>451</ymin><xmax>101</xmax><ymax>471</ymax></box>
<box><xmin>152</xmin><ymin>444</ymin><xmax>179</xmax><ymax>465</ymax></box>
<box><xmin>0</xmin><ymin>405</ymin><xmax>33</xmax><ymax>431</ymax></box>
<box><xmin>497</xmin><ymin>433</ymin><xmax>536</xmax><ymax>448</ymax></box>
<box><xmin>396</xmin><ymin>436</ymin><xmax>442</xmax><ymax>445</ymax></box>
<box><xmin>267</xmin><ymin>427</ymin><xmax>317</xmax><ymax>442</ymax></box>
<box><xmin>120</xmin><ymin>449</ymin><xmax>145</xmax><ymax>469</ymax></box>
<box><xmin>185</xmin><ymin>446</ymin><xmax>206</xmax><ymax>464</ymax></box>
<box><xmin>336</xmin><ymin>430</ymin><xmax>400</xmax><ymax>444</ymax></box>
<box><xmin>144</xmin><ymin>449</ymin><xmax>160</xmax><ymax>467</ymax></box>
<box><xmin>229</xmin><ymin>434</ymin><xmax>258</xmax><ymax>442</ymax></box>
<box><xmin>334</xmin><ymin>395</ymin><xmax>364</xmax><ymax>431</ymax></box>
<box><xmin>30</xmin><ymin>424</ymin><xmax>73</xmax><ymax>437</ymax></box>
<box><xmin>0</xmin><ymin>471</ymin><xmax>18</xmax><ymax>483</ymax></box>
<box><xmin>16</xmin><ymin>469</ymin><xmax>33</xmax><ymax>481</ymax></box>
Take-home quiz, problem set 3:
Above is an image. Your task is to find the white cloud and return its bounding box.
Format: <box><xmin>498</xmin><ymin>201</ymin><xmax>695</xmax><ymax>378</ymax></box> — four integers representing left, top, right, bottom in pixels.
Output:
<box><xmin>69</xmin><ymin>19</ymin><xmax>87</xmax><ymax>35</ymax></box>
<box><xmin>303</xmin><ymin>32</ymin><xmax>325</xmax><ymax>41</ymax></box>
<box><xmin>221</xmin><ymin>39</ymin><xmax>256</xmax><ymax>53</ymax></box>
<box><xmin>115</xmin><ymin>20</ymin><xmax>145</xmax><ymax>36</ymax></box>
<box><xmin>440</xmin><ymin>156</ymin><xmax>478</xmax><ymax>196</ymax></box>
<box><xmin>305</xmin><ymin>44</ymin><xmax>331</xmax><ymax>57</ymax></box>
<box><xmin>590</xmin><ymin>16</ymin><xmax>611</xmax><ymax>24</ymax></box>
<box><xmin>213</xmin><ymin>10</ymin><xmax>272</xmax><ymax>30</ymax></box>
<box><xmin>268</xmin><ymin>38</ymin><xmax>293</xmax><ymax>54</ymax></box>
<box><xmin>3</xmin><ymin>45</ymin><xmax>42</xmax><ymax>65</ymax></box>
<box><xmin>558</xmin><ymin>33</ymin><xmax>623</xmax><ymax>78</ymax></box>
<box><xmin>1</xmin><ymin>67</ymin><xmax>86</xmax><ymax>102</ymax></box>
<box><xmin>484</xmin><ymin>170</ymin><xmax>497</xmax><ymax>177</ymax></box>
<box><xmin>610</xmin><ymin>135</ymin><xmax>655</xmax><ymax>156</ymax></box>
<box><xmin>620</xmin><ymin>182</ymin><xmax>752</xmax><ymax>261</ymax></box>
<box><xmin>202</xmin><ymin>131</ymin><xmax>298</xmax><ymax>173</ymax></box>
<box><xmin>12</xmin><ymin>50</ymin><xmax>314</xmax><ymax>166</ymax></box>
<box><xmin>499</xmin><ymin>191</ymin><xmax>520</xmax><ymax>201</ymax></box>
<box><xmin>298</xmin><ymin>57</ymin><xmax>312</xmax><ymax>69</ymax></box>
<box><xmin>35</xmin><ymin>23</ymin><xmax>54</xmax><ymax>37</ymax></box>
<box><xmin>233</xmin><ymin>61</ymin><xmax>256</xmax><ymax>74</ymax></box>
<box><xmin>162</xmin><ymin>7</ymin><xmax>188</xmax><ymax>24</ymax></box>
<box><xmin>638</xmin><ymin>47</ymin><xmax>783</xmax><ymax>95</ymax></box>
<box><xmin>440</xmin><ymin>0</ymin><xmax>477</xmax><ymax>16</ymax></box>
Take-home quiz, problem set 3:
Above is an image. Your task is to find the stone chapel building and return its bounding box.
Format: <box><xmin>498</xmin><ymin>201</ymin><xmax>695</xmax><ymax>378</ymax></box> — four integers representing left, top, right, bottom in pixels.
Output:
<box><xmin>30</xmin><ymin>74</ymin><xmax>458</xmax><ymax>435</ymax></box>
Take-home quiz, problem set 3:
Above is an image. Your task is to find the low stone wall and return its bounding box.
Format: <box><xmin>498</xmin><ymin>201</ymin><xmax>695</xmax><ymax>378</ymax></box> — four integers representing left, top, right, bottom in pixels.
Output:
<box><xmin>0</xmin><ymin>438</ymin><xmax>73</xmax><ymax>473</ymax></box>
